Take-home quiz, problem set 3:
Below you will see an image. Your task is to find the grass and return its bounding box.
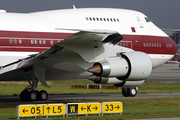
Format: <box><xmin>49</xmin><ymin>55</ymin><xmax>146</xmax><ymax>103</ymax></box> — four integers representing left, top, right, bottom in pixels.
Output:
<box><xmin>0</xmin><ymin>80</ymin><xmax>180</xmax><ymax>119</ymax></box>
<box><xmin>0</xmin><ymin>80</ymin><xmax>180</xmax><ymax>96</ymax></box>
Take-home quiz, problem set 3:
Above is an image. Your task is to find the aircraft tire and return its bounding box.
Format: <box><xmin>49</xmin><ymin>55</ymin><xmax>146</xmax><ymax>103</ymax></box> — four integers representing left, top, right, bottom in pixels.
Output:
<box><xmin>122</xmin><ymin>88</ymin><xmax>129</xmax><ymax>97</ymax></box>
<box><xmin>128</xmin><ymin>88</ymin><xmax>137</xmax><ymax>97</ymax></box>
<box><xmin>20</xmin><ymin>90</ymin><xmax>28</xmax><ymax>101</ymax></box>
<box><xmin>39</xmin><ymin>90</ymin><xmax>48</xmax><ymax>101</ymax></box>
<box><xmin>28</xmin><ymin>91</ymin><xmax>38</xmax><ymax>101</ymax></box>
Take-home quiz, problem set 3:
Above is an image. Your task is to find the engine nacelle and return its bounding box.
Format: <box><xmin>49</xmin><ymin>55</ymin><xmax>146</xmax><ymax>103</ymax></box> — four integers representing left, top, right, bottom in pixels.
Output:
<box><xmin>87</xmin><ymin>76</ymin><xmax>145</xmax><ymax>87</ymax></box>
<box><xmin>87</xmin><ymin>51</ymin><xmax>153</xmax><ymax>81</ymax></box>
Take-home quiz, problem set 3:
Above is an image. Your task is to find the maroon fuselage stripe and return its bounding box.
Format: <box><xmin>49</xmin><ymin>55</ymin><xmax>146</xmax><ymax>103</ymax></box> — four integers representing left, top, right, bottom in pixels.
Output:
<box><xmin>0</xmin><ymin>30</ymin><xmax>177</xmax><ymax>54</ymax></box>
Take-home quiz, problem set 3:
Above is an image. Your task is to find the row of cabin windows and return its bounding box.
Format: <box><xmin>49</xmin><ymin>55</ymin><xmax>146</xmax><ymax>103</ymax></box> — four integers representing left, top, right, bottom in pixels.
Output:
<box><xmin>86</xmin><ymin>17</ymin><xmax>119</xmax><ymax>22</ymax></box>
<box><xmin>119</xmin><ymin>42</ymin><xmax>129</xmax><ymax>46</ymax></box>
<box><xmin>9</xmin><ymin>39</ymin><xmax>59</xmax><ymax>45</ymax></box>
<box><xmin>166</xmin><ymin>44</ymin><xmax>173</xmax><ymax>48</ymax></box>
<box><xmin>143</xmin><ymin>43</ymin><xmax>161</xmax><ymax>47</ymax></box>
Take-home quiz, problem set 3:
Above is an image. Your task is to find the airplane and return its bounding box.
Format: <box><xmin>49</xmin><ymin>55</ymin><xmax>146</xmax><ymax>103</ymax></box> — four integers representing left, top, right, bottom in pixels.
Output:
<box><xmin>0</xmin><ymin>7</ymin><xmax>177</xmax><ymax>101</ymax></box>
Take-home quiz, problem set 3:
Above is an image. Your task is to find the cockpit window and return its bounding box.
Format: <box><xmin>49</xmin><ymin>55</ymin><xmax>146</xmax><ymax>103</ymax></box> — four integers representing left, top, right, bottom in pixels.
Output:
<box><xmin>145</xmin><ymin>17</ymin><xmax>151</xmax><ymax>22</ymax></box>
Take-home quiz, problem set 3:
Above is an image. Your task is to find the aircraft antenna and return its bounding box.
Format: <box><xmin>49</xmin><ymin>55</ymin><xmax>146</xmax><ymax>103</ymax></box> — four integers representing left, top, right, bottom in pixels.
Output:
<box><xmin>73</xmin><ymin>5</ymin><xmax>76</xmax><ymax>9</ymax></box>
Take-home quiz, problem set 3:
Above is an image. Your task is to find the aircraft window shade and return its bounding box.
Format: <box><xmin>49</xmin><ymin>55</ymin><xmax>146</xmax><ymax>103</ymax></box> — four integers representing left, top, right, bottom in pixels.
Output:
<box><xmin>89</xmin><ymin>17</ymin><xmax>92</xmax><ymax>21</ymax></box>
<box><xmin>35</xmin><ymin>40</ymin><xmax>37</xmax><ymax>44</ymax></box>
<box><xmin>152</xmin><ymin>43</ymin><xmax>153</xmax><ymax>47</ymax></box>
<box><xmin>103</xmin><ymin>18</ymin><xmax>106</xmax><ymax>21</ymax></box>
<box><xmin>117</xmin><ymin>18</ymin><xmax>119</xmax><ymax>22</ymax></box>
<box><xmin>96</xmin><ymin>18</ymin><xmax>99</xmax><ymax>21</ymax></box>
<box><xmin>154</xmin><ymin>43</ymin><xmax>156</xmax><ymax>47</ymax></box>
<box><xmin>43</xmin><ymin>40</ymin><xmax>46</xmax><ymax>44</ymax></box>
<box><xmin>100</xmin><ymin>18</ymin><xmax>102</xmax><ymax>21</ymax></box>
<box><xmin>10</xmin><ymin>39</ymin><xmax>13</xmax><ymax>44</ymax></box>
<box><xmin>14</xmin><ymin>39</ymin><xmax>17</xmax><ymax>44</ymax></box>
<box><xmin>107</xmin><ymin>18</ymin><xmax>109</xmax><ymax>21</ymax></box>
<box><xmin>19</xmin><ymin>39</ymin><xmax>22</xmax><ymax>44</ymax></box>
<box><xmin>93</xmin><ymin>17</ymin><xmax>95</xmax><ymax>21</ymax></box>
<box><xmin>146</xmin><ymin>43</ymin><xmax>148</xmax><ymax>47</ymax></box>
<box><xmin>149</xmin><ymin>43</ymin><xmax>151</xmax><ymax>47</ymax></box>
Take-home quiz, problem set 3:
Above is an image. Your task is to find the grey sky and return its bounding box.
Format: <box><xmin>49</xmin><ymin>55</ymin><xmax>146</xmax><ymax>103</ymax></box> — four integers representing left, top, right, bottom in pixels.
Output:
<box><xmin>0</xmin><ymin>0</ymin><xmax>179</xmax><ymax>29</ymax></box>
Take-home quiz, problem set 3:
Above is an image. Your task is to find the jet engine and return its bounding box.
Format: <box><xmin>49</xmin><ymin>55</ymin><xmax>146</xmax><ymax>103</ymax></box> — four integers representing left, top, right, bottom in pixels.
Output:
<box><xmin>87</xmin><ymin>51</ymin><xmax>153</xmax><ymax>81</ymax></box>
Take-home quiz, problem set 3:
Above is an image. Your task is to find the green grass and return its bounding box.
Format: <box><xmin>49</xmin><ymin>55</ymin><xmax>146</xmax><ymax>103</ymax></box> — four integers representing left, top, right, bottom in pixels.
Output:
<box><xmin>0</xmin><ymin>80</ymin><xmax>180</xmax><ymax>96</ymax></box>
<box><xmin>0</xmin><ymin>80</ymin><xmax>180</xmax><ymax>119</ymax></box>
<box><xmin>0</xmin><ymin>98</ymin><xmax>180</xmax><ymax>120</ymax></box>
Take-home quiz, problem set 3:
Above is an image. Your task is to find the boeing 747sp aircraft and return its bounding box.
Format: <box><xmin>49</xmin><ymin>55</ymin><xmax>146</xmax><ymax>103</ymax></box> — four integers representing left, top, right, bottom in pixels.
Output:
<box><xmin>0</xmin><ymin>7</ymin><xmax>177</xmax><ymax>101</ymax></box>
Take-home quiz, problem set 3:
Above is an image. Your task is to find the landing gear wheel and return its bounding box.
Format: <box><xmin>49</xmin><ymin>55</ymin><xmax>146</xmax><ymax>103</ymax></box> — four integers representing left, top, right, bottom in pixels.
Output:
<box><xmin>128</xmin><ymin>88</ymin><xmax>137</xmax><ymax>97</ymax></box>
<box><xmin>20</xmin><ymin>91</ymin><xmax>28</xmax><ymax>101</ymax></box>
<box><xmin>39</xmin><ymin>90</ymin><xmax>48</xmax><ymax>101</ymax></box>
<box><xmin>122</xmin><ymin>88</ymin><xmax>129</xmax><ymax>97</ymax></box>
<box><xmin>28</xmin><ymin>91</ymin><xmax>39</xmax><ymax>101</ymax></box>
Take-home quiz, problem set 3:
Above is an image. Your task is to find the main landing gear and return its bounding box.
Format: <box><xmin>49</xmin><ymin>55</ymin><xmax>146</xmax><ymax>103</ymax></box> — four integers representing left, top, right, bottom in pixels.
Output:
<box><xmin>122</xmin><ymin>88</ymin><xmax>137</xmax><ymax>97</ymax></box>
<box><xmin>20</xmin><ymin>66</ymin><xmax>50</xmax><ymax>101</ymax></box>
<box><xmin>20</xmin><ymin>89</ymin><xmax>48</xmax><ymax>101</ymax></box>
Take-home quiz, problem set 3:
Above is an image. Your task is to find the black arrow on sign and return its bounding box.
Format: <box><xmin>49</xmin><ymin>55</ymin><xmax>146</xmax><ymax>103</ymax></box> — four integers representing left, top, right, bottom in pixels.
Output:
<box><xmin>23</xmin><ymin>108</ymin><xmax>28</xmax><ymax>114</ymax></box>
<box><xmin>92</xmin><ymin>106</ymin><xmax>98</xmax><ymax>111</ymax></box>
<box><xmin>46</xmin><ymin>107</ymin><xmax>51</xmax><ymax>113</ymax></box>
<box><xmin>81</xmin><ymin>106</ymin><xmax>86</xmax><ymax>111</ymax></box>
<box><xmin>115</xmin><ymin>105</ymin><xmax>120</xmax><ymax>110</ymax></box>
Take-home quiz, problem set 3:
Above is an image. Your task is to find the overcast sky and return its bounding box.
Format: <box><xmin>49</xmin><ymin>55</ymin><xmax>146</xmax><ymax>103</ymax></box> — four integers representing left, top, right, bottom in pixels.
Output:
<box><xmin>0</xmin><ymin>0</ymin><xmax>179</xmax><ymax>29</ymax></box>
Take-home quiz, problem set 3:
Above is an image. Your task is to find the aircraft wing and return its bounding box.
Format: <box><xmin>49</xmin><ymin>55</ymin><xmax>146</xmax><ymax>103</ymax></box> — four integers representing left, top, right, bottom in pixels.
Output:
<box><xmin>0</xmin><ymin>29</ymin><xmax>123</xmax><ymax>80</ymax></box>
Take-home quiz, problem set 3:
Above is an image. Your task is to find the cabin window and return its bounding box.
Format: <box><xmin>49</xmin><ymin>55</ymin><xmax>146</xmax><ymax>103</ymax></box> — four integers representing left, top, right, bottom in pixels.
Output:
<box><xmin>51</xmin><ymin>40</ymin><xmax>54</xmax><ymax>45</ymax></box>
<box><xmin>123</xmin><ymin>42</ymin><xmax>125</xmax><ymax>46</ymax></box>
<box><xmin>39</xmin><ymin>40</ymin><xmax>42</xmax><ymax>44</ymax></box>
<box><xmin>146</xmin><ymin>43</ymin><xmax>148</xmax><ymax>47</ymax></box>
<box><xmin>145</xmin><ymin>17</ymin><xmax>151</xmax><ymax>22</ymax></box>
<box><xmin>157</xmin><ymin>43</ymin><xmax>159</xmax><ymax>47</ymax></box>
<box><xmin>43</xmin><ymin>40</ymin><xmax>46</xmax><ymax>44</ymax></box>
<box><xmin>117</xmin><ymin>18</ymin><xmax>119</xmax><ymax>22</ymax></box>
<box><xmin>10</xmin><ymin>39</ymin><xmax>13</xmax><ymax>44</ymax></box>
<box><xmin>126</xmin><ymin>42</ymin><xmax>128</xmax><ymax>46</ymax></box>
<box><xmin>100</xmin><ymin>18</ymin><xmax>102</xmax><ymax>21</ymax></box>
<box><xmin>159</xmin><ymin>43</ymin><xmax>161</xmax><ymax>47</ymax></box>
<box><xmin>154</xmin><ymin>43</ymin><xmax>156</xmax><ymax>47</ymax></box>
<box><xmin>14</xmin><ymin>39</ymin><xmax>17</xmax><ymax>44</ymax></box>
<box><xmin>107</xmin><ymin>18</ymin><xmax>109</xmax><ymax>21</ymax></box>
<box><xmin>19</xmin><ymin>39</ymin><xmax>21</xmax><ymax>44</ymax></box>
<box><xmin>89</xmin><ymin>17</ymin><xmax>92</xmax><ymax>21</ymax></box>
<box><xmin>86</xmin><ymin>17</ymin><xmax>88</xmax><ymax>20</ymax></box>
<box><xmin>120</xmin><ymin>42</ymin><xmax>122</xmax><ymax>46</ymax></box>
<box><xmin>93</xmin><ymin>17</ymin><xmax>95</xmax><ymax>21</ymax></box>
<box><xmin>152</xmin><ymin>43</ymin><xmax>153</xmax><ymax>47</ymax></box>
<box><xmin>143</xmin><ymin>43</ymin><xmax>145</xmax><ymax>47</ymax></box>
<box><xmin>149</xmin><ymin>43</ymin><xmax>151</xmax><ymax>47</ymax></box>
<box><xmin>113</xmin><ymin>18</ymin><xmax>116</xmax><ymax>22</ymax></box>
<box><xmin>31</xmin><ymin>40</ymin><xmax>34</xmax><ymax>44</ymax></box>
<box><xmin>96</xmin><ymin>18</ymin><xmax>99</xmax><ymax>21</ymax></box>
<box><xmin>35</xmin><ymin>40</ymin><xmax>37</xmax><ymax>44</ymax></box>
